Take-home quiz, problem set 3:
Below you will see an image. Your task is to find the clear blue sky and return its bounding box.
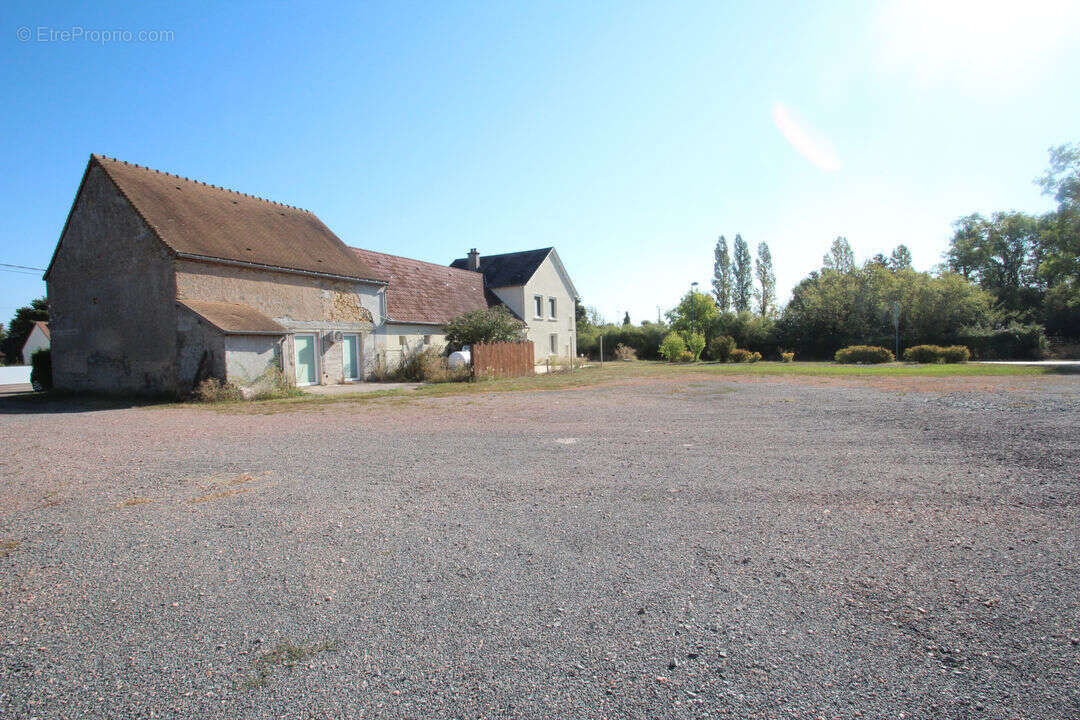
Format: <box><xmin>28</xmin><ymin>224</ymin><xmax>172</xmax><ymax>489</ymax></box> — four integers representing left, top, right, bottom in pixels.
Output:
<box><xmin>3</xmin><ymin>0</ymin><xmax>1078</xmax><ymax>325</ymax></box>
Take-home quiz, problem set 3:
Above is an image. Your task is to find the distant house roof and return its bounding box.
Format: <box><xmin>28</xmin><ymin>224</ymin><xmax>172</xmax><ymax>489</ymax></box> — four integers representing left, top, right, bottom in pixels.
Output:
<box><xmin>351</xmin><ymin>248</ymin><xmax>490</xmax><ymax>325</ymax></box>
<box><xmin>450</xmin><ymin>248</ymin><xmax>554</xmax><ymax>288</ymax></box>
<box><xmin>46</xmin><ymin>155</ymin><xmax>386</xmax><ymax>284</ymax></box>
<box><xmin>33</xmin><ymin>321</ymin><xmax>49</xmax><ymax>340</ymax></box>
<box><xmin>178</xmin><ymin>299</ymin><xmax>287</xmax><ymax>335</ymax></box>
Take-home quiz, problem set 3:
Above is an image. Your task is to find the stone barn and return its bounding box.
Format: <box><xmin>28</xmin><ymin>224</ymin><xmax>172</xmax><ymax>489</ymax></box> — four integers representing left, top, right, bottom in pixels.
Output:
<box><xmin>44</xmin><ymin>155</ymin><xmax>387</xmax><ymax>395</ymax></box>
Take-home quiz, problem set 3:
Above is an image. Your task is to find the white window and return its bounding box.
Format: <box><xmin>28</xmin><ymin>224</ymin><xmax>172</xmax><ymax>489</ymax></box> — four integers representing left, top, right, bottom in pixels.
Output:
<box><xmin>534</xmin><ymin>295</ymin><xmax>543</xmax><ymax>318</ymax></box>
<box><xmin>549</xmin><ymin>333</ymin><xmax>558</xmax><ymax>354</ymax></box>
<box><xmin>548</xmin><ymin>297</ymin><xmax>557</xmax><ymax>319</ymax></box>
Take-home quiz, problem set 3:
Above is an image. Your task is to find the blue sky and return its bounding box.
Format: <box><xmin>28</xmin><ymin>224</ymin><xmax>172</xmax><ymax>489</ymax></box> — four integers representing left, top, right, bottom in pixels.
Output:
<box><xmin>2</xmin><ymin>1</ymin><xmax>1078</xmax><ymax>325</ymax></box>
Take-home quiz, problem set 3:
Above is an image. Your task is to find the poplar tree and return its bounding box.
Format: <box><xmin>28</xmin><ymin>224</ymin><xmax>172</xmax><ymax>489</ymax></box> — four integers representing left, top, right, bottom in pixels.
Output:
<box><xmin>712</xmin><ymin>235</ymin><xmax>732</xmax><ymax>312</ymax></box>
<box><xmin>755</xmin><ymin>241</ymin><xmax>777</xmax><ymax>317</ymax></box>
<box><xmin>732</xmin><ymin>234</ymin><xmax>753</xmax><ymax>312</ymax></box>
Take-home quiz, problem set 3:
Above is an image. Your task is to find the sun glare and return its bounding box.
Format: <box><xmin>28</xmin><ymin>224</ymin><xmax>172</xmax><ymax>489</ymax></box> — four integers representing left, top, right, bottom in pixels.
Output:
<box><xmin>772</xmin><ymin>102</ymin><xmax>841</xmax><ymax>172</ymax></box>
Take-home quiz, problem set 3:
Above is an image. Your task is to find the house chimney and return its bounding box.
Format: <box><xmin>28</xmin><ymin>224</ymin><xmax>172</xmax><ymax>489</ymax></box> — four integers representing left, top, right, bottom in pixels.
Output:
<box><xmin>467</xmin><ymin>248</ymin><xmax>480</xmax><ymax>271</ymax></box>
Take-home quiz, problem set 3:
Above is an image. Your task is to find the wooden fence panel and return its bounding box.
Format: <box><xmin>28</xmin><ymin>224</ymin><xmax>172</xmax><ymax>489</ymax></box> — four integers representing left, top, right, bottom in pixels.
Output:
<box><xmin>472</xmin><ymin>341</ymin><xmax>534</xmax><ymax>378</ymax></box>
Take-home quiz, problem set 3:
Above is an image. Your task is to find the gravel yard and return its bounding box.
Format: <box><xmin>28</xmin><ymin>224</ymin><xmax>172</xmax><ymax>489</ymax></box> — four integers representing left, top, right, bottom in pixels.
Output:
<box><xmin>1</xmin><ymin>371</ymin><xmax>1078</xmax><ymax>719</ymax></box>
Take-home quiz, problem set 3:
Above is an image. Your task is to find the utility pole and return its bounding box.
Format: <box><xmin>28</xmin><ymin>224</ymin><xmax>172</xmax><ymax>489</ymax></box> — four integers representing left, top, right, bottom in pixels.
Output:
<box><xmin>690</xmin><ymin>281</ymin><xmax>699</xmax><ymax>335</ymax></box>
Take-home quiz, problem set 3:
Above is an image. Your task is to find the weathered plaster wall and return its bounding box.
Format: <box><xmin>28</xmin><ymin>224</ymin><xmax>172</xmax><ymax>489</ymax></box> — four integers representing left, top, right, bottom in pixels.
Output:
<box><xmin>224</xmin><ymin>335</ymin><xmax>281</xmax><ymax>383</ymax></box>
<box><xmin>375</xmin><ymin>323</ymin><xmax>446</xmax><ymax>370</ymax></box>
<box><xmin>46</xmin><ymin>164</ymin><xmax>179</xmax><ymax>394</ymax></box>
<box><xmin>176</xmin><ymin>307</ymin><xmax>225</xmax><ymax>391</ymax></box>
<box><xmin>176</xmin><ymin>260</ymin><xmax>381</xmax><ymax>383</ymax></box>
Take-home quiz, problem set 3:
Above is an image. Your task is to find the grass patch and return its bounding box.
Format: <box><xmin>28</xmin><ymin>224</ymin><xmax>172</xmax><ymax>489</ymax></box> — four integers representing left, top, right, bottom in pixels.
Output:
<box><xmin>235</xmin><ymin>640</ymin><xmax>337</xmax><ymax>690</ymax></box>
<box><xmin>158</xmin><ymin>360</ymin><xmax>1063</xmax><ymax>414</ymax></box>
<box><xmin>190</xmin><ymin>472</ymin><xmax>263</xmax><ymax>503</ymax></box>
<box><xmin>0</xmin><ymin>540</ymin><xmax>19</xmax><ymax>558</ymax></box>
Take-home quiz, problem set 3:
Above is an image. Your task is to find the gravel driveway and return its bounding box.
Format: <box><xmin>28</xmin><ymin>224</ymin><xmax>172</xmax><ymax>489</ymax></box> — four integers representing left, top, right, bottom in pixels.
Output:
<box><xmin>1</xmin><ymin>372</ymin><xmax>1077</xmax><ymax>719</ymax></box>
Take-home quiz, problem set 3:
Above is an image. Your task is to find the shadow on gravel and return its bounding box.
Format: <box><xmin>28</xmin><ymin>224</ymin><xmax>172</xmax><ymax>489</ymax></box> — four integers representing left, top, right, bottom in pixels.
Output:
<box><xmin>0</xmin><ymin>391</ymin><xmax>164</xmax><ymax>415</ymax></box>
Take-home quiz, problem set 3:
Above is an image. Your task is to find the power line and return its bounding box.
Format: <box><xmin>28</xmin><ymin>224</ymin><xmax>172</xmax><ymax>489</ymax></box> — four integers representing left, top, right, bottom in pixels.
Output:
<box><xmin>0</xmin><ymin>263</ymin><xmax>46</xmax><ymax>272</ymax></box>
<box><xmin>0</xmin><ymin>267</ymin><xmax>43</xmax><ymax>276</ymax></box>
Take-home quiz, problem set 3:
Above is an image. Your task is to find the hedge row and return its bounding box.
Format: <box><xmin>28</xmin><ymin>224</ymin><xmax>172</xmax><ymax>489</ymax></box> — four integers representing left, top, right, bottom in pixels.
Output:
<box><xmin>902</xmin><ymin>345</ymin><xmax>970</xmax><ymax>363</ymax></box>
<box><xmin>834</xmin><ymin>345</ymin><xmax>894</xmax><ymax>364</ymax></box>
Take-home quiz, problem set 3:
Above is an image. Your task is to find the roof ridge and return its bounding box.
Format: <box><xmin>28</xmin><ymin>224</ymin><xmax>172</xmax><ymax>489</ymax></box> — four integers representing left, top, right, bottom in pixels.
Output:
<box><xmin>352</xmin><ymin>246</ymin><xmax>483</xmax><ymax>276</ymax></box>
<box><xmin>92</xmin><ymin>153</ymin><xmax>313</xmax><ymax>214</ymax></box>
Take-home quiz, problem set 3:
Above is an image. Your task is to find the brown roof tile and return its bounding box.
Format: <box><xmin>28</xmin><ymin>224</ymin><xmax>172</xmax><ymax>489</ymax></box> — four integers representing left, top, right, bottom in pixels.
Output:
<box><xmin>351</xmin><ymin>248</ymin><xmax>490</xmax><ymax>325</ymax></box>
<box><xmin>93</xmin><ymin>155</ymin><xmax>385</xmax><ymax>283</ymax></box>
<box><xmin>178</xmin><ymin>299</ymin><xmax>287</xmax><ymax>335</ymax></box>
<box><xmin>34</xmin><ymin>321</ymin><xmax>50</xmax><ymax>339</ymax></box>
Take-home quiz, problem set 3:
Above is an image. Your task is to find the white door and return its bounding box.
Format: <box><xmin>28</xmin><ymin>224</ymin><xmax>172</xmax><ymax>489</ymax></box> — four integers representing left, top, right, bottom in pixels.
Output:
<box><xmin>294</xmin><ymin>334</ymin><xmax>318</xmax><ymax>385</ymax></box>
<box><xmin>342</xmin><ymin>334</ymin><xmax>360</xmax><ymax>381</ymax></box>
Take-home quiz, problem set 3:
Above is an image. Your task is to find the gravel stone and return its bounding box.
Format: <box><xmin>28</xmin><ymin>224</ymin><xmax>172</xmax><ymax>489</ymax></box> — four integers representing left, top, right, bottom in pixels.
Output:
<box><xmin>0</xmin><ymin>372</ymin><xmax>1077</xmax><ymax>718</ymax></box>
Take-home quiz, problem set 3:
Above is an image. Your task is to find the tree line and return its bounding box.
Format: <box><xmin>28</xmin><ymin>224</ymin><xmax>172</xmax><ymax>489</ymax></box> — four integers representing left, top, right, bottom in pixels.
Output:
<box><xmin>578</xmin><ymin>144</ymin><xmax>1077</xmax><ymax>361</ymax></box>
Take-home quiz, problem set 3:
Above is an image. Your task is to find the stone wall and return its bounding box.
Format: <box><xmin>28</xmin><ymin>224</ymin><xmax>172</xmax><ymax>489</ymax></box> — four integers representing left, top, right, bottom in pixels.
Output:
<box><xmin>46</xmin><ymin>164</ymin><xmax>179</xmax><ymax>395</ymax></box>
<box><xmin>175</xmin><ymin>260</ymin><xmax>381</xmax><ymax>383</ymax></box>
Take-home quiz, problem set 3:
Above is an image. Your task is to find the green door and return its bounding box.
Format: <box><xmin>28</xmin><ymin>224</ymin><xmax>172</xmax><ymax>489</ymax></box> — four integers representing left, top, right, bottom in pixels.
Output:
<box><xmin>294</xmin><ymin>334</ymin><xmax>317</xmax><ymax>385</ymax></box>
<box><xmin>342</xmin><ymin>334</ymin><xmax>360</xmax><ymax>380</ymax></box>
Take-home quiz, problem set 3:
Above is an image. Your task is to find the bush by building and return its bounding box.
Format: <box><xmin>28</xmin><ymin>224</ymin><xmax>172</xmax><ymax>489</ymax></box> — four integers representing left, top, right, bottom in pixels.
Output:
<box><xmin>708</xmin><ymin>335</ymin><xmax>736</xmax><ymax>362</ymax></box>
<box><xmin>29</xmin><ymin>348</ymin><xmax>51</xmax><ymax>390</ymax></box>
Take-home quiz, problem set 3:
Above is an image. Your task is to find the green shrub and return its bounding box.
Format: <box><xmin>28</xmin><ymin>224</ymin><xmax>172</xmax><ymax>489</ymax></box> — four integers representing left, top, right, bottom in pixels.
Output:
<box><xmin>676</xmin><ymin>350</ymin><xmax>696</xmax><ymax>363</ymax></box>
<box><xmin>391</xmin><ymin>346</ymin><xmax>470</xmax><ymax>383</ymax></box>
<box><xmin>779</xmin><ymin>351</ymin><xmax>795</xmax><ymax>363</ymax></box>
<box><xmin>729</xmin><ymin>348</ymin><xmax>753</xmax><ymax>363</ymax></box>
<box><xmin>613</xmin><ymin>343</ymin><xmax>636</xmax><ymax>361</ymax></box>
<box><xmin>659</xmin><ymin>332</ymin><xmax>686</xmax><ymax>361</ymax></box>
<box><xmin>834</xmin><ymin>345</ymin><xmax>894</xmax><ymax>364</ymax></box>
<box><xmin>29</xmin><ymin>348</ymin><xmax>51</xmax><ymax>391</ymax></box>
<box><xmin>708</xmin><ymin>335</ymin><xmax>736</xmax><ymax>362</ymax></box>
<box><xmin>749</xmin><ymin>351</ymin><xmax>762</xmax><ymax>363</ymax></box>
<box><xmin>903</xmin><ymin>345</ymin><xmax>970</xmax><ymax>364</ymax></box>
<box><xmin>685</xmin><ymin>333</ymin><xmax>706</xmax><ymax>360</ymax></box>
<box><xmin>956</xmin><ymin>323</ymin><xmax>1047</xmax><ymax>359</ymax></box>
<box><xmin>444</xmin><ymin>307</ymin><xmax>526</xmax><ymax>350</ymax></box>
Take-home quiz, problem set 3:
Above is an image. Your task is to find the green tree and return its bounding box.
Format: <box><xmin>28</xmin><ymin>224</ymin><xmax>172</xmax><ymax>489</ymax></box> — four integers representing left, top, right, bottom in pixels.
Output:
<box><xmin>665</xmin><ymin>289</ymin><xmax>719</xmax><ymax>338</ymax></box>
<box><xmin>945</xmin><ymin>211</ymin><xmax>1043</xmax><ymax>319</ymax></box>
<box><xmin>443</xmin><ymin>307</ymin><xmax>526</xmax><ymax>351</ymax></box>
<box><xmin>622</xmin><ymin>311</ymin><xmax>631</xmax><ymax>326</ymax></box>
<box><xmin>889</xmin><ymin>244</ymin><xmax>913</xmax><ymax>270</ymax></box>
<box><xmin>755</xmin><ymin>241</ymin><xmax>776</xmax><ymax>317</ymax></box>
<box><xmin>712</xmin><ymin>235</ymin><xmax>732</xmax><ymax>312</ymax></box>
<box><xmin>823</xmin><ymin>236</ymin><xmax>855</xmax><ymax>272</ymax></box>
<box><xmin>732</xmin><ymin>234</ymin><xmax>753</xmax><ymax>312</ymax></box>
<box><xmin>1</xmin><ymin>297</ymin><xmax>48</xmax><ymax>365</ymax></box>
<box><xmin>685</xmin><ymin>333</ymin><xmax>706</xmax><ymax>360</ymax></box>
<box><xmin>1036</xmin><ymin>143</ymin><xmax>1080</xmax><ymax>335</ymax></box>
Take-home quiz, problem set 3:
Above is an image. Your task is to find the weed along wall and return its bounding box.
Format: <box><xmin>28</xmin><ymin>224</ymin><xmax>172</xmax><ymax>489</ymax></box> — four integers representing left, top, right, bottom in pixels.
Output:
<box><xmin>472</xmin><ymin>341</ymin><xmax>534</xmax><ymax>378</ymax></box>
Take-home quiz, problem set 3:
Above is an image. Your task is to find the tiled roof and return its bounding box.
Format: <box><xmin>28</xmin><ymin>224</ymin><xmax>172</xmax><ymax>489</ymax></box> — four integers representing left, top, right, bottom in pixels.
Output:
<box><xmin>450</xmin><ymin>248</ymin><xmax>552</xmax><ymax>288</ymax></box>
<box><xmin>33</xmin><ymin>321</ymin><xmax>49</xmax><ymax>339</ymax></box>
<box><xmin>352</xmin><ymin>248</ymin><xmax>490</xmax><ymax>325</ymax></box>
<box><xmin>87</xmin><ymin>155</ymin><xmax>385</xmax><ymax>283</ymax></box>
<box><xmin>178</xmin><ymin>299</ymin><xmax>287</xmax><ymax>335</ymax></box>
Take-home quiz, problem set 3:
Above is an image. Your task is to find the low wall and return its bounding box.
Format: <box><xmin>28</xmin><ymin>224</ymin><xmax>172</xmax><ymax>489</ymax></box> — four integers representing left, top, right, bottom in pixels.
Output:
<box><xmin>0</xmin><ymin>366</ymin><xmax>32</xmax><ymax>385</ymax></box>
<box><xmin>472</xmin><ymin>342</ymin><xmax>534</xmax><ymax>379</ymax></box>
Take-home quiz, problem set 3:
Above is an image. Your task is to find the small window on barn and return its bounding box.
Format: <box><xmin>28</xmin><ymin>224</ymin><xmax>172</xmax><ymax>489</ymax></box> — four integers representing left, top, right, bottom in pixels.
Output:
<box><xmin>399</xmin><ymin>336</ymin><xmax>406</xmax><ymax>346</ymax></box>
<box><xmin>534</xmin><ymin>295</ymin><xmax>543</xmax><ymax>318</ymax></box>
<box><xmin>423</xmin><ymin>335</ymin><xmax>432</xmax><ymax>345</ymax></box>
<box><xmin>548</xmin><ymin>297</ymin><xmax>557</xmax><ymax>319</ymax></box>
<box><xmin>549</xmin><ymin>333</ymin><xmax>558</xmax><ymax>354</ymax></box>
